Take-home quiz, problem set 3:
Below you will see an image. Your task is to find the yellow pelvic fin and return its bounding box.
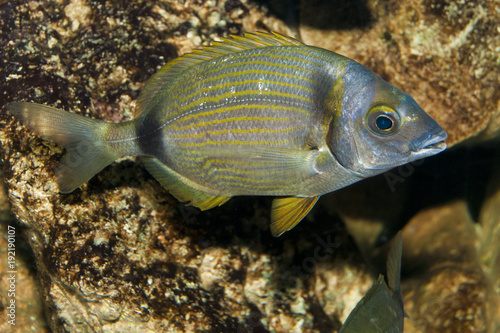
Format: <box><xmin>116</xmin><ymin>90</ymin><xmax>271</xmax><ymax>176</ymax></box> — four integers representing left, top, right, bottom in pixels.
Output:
<box><xmin>142</xmin><ymin>157</ymin><xmax>231</xmax><ymax>211</ymax></box>
<box><xmin>270</xmin><ymin>196</ymin><xmax>319</xmax><ymax>237</ymax></box>
<box><xmin>137</xmin><ymin>31</ymin><xmax>303</xmax><ymax>113</ymax></box>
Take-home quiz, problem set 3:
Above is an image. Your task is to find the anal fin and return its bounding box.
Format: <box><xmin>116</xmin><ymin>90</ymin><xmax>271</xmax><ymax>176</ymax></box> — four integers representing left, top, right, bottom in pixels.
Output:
<box><xmin>270</xmin><ymin>196</ymin><xmax>319</xmax><ymax>237</ymax></box>
<box><xmin>142</xmin><ymin>157</ymin><xmax>231</xmax><ymax>210</ymax></box>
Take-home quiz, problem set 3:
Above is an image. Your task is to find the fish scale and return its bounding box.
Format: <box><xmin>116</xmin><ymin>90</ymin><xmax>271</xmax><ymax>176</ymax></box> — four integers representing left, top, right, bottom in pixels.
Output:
<box><xmin>155</xmin><ymin>50</ymin><xmax>335</xmax><ymax>117</ymax></box>
<box><xmin>6</xmin><ymin>31</ymin><xmax>447</xmax><ymax>237</ymax></box>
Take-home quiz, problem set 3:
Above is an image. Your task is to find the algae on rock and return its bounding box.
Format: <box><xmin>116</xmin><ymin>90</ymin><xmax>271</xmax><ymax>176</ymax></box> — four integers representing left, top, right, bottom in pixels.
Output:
<box><xmin>1</xmin><ymin>0</ymin><xmax>499</xmax><ymax>332</ymax></box>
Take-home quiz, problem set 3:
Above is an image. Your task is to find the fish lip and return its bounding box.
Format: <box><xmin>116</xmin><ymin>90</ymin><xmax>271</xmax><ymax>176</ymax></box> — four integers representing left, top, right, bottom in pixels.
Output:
<box><xmin>414</xmin><ymin>130</ymin><xmax>448</xmax><ymax>153</ymax></box>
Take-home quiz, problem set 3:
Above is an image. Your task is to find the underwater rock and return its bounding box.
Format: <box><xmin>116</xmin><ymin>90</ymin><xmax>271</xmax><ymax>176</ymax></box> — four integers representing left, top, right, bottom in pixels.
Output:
<box><xmin>478</xmin><ymin>147</ymin><xmax>500</xmax><ymax>332</ymax></box>
<box><xmin>1</xmin><ymin>0</ymin><xmax>498</xmax><ymax>332</ymax></box>
<box><xmin>0</xmin><ymin>176</ymin><xmax>48</xmax><ymax>333</ymax></box>
<box><xmin>401</xmin><ymin>201</ymin><xmax>493</xmax><ymax>332</ymax></box>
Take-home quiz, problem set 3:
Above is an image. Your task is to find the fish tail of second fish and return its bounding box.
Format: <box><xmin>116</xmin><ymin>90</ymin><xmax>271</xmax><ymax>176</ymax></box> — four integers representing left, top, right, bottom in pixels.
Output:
<box><xmin>7</xmin><ymin>102</ymin><xmax>140</xmax><ymax>193</ymax></box>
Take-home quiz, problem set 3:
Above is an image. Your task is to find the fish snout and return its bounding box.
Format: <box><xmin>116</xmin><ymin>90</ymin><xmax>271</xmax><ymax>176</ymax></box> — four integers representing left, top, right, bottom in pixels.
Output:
<box><xmin>409</xmin><ymin>130</ymin><xmax>447</xmax><ymax>159</ymax></box>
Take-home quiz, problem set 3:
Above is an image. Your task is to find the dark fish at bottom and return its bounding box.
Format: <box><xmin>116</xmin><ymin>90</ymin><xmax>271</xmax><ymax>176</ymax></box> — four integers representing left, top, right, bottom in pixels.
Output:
<box><xmin>340</xmin><ymin>232</ymin><xmax>407</xmax><ymax>333</ymax></box>
<box><xmin>7</xmin><ymin>32</ymin><xmax>447</xmax><ymax>236</ymax></box>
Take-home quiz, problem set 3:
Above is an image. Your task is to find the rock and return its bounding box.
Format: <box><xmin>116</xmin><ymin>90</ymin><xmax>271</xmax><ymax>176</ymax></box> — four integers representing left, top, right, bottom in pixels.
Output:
<box><xmin>0</xmin><ymin>174</ymin><xmax>48</xmax><ymax>333</ymax></box>
<box><xmin>1</xmin><ymin>0</ymin><xmax>498</xmax><ymax>332</ymax></box>
<box><xmin>477</xmin><ymin>145</ymin><xmax>500</xmax><ymax>332</ymax></box>
<box><xmin>401</xmin><ymin>201</ymin><xmax>493</xmax><ymax>332</ymax></box>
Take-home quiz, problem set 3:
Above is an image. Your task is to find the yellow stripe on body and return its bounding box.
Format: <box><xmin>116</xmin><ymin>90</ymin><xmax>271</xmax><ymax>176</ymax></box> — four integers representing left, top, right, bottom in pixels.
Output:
<box><xmin>180</xmin><ymin>155</ymin><xmax>288</xmax><ymax>170</ymax></box>
<box><xmin>176</xmin><ymin>77</ymin><xmax>316</xmax><ymax>106</ymax></box>
<box><xmin>176</xmin><ymin>48</ymin><xmax>333</xmax><ymax>101</ymax></box>
<box><xmin>199</xmin><ymin>69</ymin><xmax>319</xmax><ymax>86</ymax></box>
<box><xmin>175</xmin><ymin>139</ymin><xmax>289</xmax><ymax>147</ymax></box>
<box><xmin>176</xmin><ymin>162</ymin><xmax>285</xmax><ymax>183</ymax></box>
<box><xmin>208</xmin><ymin>166</ymin><xmax>274</xmax><ymax>176</ymax></box>
<box><xmin>202</xmin><ymin>53</ymin><xmax>321</xmax><ymax>75</ymax></box>
<box><xmin>169</xmin><ymin>126</ymin><xmax>302</xmax><ymax>140</ymax></box>
<box><xmin>213</xmin><ymin>174</ymin><xmax>285</xmax><ymax>184</ymax></box>
<box><xmin>201</xmin><ymin>169</ymin><xmax>289</xmax><ymax>189</ymax></box>
<box><xmin>172</xmin><ymin>115</ymin><xmax>290</xmax><ymax>130</ymax></box>
<box><xmin>256</xmin><ymin>47</ymin><xmax>333</xmax><ymax>62</ymax></box>
<box><xmin>180</xmin><ymin>90</ymin><xmax>313</xmax><ymax>113</ymax></box>
<box><xmin>172</xmin><ymin>105</ymin><xmax>310</xmax><ymax>128</ymax></box>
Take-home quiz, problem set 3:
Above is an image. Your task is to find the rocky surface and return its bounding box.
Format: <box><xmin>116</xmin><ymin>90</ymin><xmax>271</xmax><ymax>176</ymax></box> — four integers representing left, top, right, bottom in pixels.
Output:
<box><xmin>0</xmin><ymin>0</ymin><xmax>498</xmax><ymax>332</ymax></box>
<box><xmin>0</xmin><ymin>171</ymin><xmax>48</xmax><ymax>333</ymax></box>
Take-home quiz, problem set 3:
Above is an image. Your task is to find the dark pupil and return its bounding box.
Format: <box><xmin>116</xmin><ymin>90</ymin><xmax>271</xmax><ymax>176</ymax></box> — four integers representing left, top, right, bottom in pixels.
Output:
<box><xmin>376</xmin><ymin>115</ymin><xmax>393</xmax><ymax>130</ymax></box>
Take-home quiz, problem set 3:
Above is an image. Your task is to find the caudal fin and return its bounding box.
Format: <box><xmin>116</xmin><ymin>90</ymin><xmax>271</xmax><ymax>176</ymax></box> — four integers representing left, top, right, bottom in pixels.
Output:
<box><xmin>7</xmin><ymin>102</ymin><xmax>135</xmax><ymax>193</ymax></box>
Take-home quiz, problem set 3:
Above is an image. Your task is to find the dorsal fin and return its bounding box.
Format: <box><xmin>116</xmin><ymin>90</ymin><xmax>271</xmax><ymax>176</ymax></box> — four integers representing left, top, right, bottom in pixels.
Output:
<box><xmin>387</xmin><ymin>231</ymin><xmax>402</xmax><ymax>294</ymax></box>
<box><xmin>136</xmin><ymin>31</ymin><xmax>303</xmax><ymax>113</ymax></box>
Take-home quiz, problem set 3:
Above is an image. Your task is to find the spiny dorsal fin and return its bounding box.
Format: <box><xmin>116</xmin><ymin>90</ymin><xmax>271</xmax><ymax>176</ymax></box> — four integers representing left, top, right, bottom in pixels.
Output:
<box><xmin>137</xmin><ymin>31</ymin><xmax>303</xmax><ymax>113</ymax></box>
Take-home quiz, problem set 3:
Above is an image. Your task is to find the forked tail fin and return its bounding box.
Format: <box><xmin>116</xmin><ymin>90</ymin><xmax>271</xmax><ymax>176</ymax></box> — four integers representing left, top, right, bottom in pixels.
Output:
<box><xmin>7</xmin><ymin>102</ymin><xmax>138</xmax><ymax>193</ymax></box>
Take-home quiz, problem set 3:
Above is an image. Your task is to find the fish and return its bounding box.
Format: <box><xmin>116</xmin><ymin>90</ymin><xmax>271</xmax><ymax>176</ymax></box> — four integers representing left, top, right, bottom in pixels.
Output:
<box><xmin>339</xmin><ymin>231</ymin><xmax>407</xmax><ymax>333</ymax></box>
<box><xmin>6</xmin><ymin>32</ymin><xmax>447</xmax><ymax>236</ymax></box>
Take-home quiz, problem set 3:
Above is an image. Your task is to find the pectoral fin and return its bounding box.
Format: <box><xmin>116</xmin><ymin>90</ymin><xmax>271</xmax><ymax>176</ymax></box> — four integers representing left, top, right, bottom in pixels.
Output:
<box><xmin>270</xmin><ymin>196</ymin><xmax>319</xmax><ymax>237</ymax></box>
<box><xmin>142</xmin><ymin>157</ymin><xmax>231</xmax><ymax>210</ymax></box>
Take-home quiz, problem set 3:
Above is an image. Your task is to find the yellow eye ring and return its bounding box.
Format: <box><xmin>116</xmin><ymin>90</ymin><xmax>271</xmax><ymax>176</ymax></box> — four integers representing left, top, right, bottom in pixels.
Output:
<box><xmin>366</xmin><ymin>105</ymin><xmax>401</xmax><ymax>136</ymax></box>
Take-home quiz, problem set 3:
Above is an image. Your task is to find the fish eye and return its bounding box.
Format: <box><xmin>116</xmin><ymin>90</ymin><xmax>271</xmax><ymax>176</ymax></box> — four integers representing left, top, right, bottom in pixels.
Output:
<box><xmin>366</xmin><ymin>105</ymin><xmax>401</xmax><ymax>136</ymax></box>
<box><xmin>376</xmin><ymin>115</ymin><xmax>393</xmax><ymax>130</ymax></box>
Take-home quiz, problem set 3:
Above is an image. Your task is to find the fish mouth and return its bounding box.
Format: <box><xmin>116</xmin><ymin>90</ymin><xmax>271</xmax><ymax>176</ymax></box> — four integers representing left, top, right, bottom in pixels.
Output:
<box><xmin>410</xmin><ymin>130</ymin><xmax>447</xmax><ymax>159</ymax></box>
<box><xmin>418</xmin><ymin>130</ymin><xmax>447</xmax><ymax>151</ymax></box>
<box><xmin>424</xmin><ymin>140</ymin><xmax>447</xmax><ymax>150</ymax></box>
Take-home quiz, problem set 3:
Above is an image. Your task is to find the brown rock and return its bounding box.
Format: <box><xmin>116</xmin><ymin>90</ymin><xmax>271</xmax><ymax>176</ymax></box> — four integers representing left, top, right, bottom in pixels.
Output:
<box><xmin>1</xmin><ymin>0</ymin><xmax>498</xmax><ymax>332</ymax></box>
<box><xmin>0</xmin><ymin>215</ymin><xmax>48</xmax><ymax>332</ymax></box>
<box><xmin>401</xmin><ymin>201</ymin><xmax>493</xmax><ymax>332</ymax></box>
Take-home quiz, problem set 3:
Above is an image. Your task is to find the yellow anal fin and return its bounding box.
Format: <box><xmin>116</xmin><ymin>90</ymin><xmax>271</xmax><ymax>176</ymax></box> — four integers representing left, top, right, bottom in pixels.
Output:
<box><xmin>142</xmin><ymin>157</ymin><xmax>231</xmax><ymax>211</ymax></box>
<box><xmin>270</xmin><ymin>196</ymin><xmax>319</xmax><ymax>237</ymax></box>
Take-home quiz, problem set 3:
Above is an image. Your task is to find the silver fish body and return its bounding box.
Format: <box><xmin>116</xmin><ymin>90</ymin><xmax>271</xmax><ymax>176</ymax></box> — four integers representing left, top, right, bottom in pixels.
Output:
<box><xmin>7</xmin><ymin>32</ymin><xmax>447</xmax><ymax>236</ymax></box>
<box><xmin>138</xmin><ymin>45</ymin><xmax>358</xmax><ymax>197</ymax></box>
